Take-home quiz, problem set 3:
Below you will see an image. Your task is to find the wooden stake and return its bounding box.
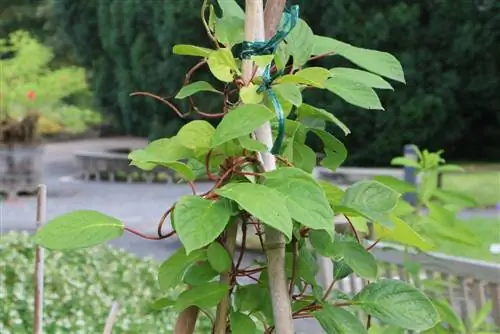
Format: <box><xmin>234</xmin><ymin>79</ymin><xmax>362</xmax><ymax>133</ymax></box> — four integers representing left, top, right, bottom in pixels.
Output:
<box><xmin>34</xmin><ymin>184</ymin><xmax>46</xmax><ymax>334</ymax></box>
<box><xmin>103</xmin><ymin>301</ymin><xmax>120</xmax><ymax>334</ymax></box>
<box><xmin>245</xmin><ymin>1</ymin><xmax>294</xmax><ymax>333</ymax></box>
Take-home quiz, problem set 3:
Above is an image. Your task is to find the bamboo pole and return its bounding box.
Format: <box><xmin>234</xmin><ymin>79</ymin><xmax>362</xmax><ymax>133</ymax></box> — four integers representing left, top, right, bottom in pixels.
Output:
<box><xmin>33</xmin><ymin>184</ymin><xmax>46</xmax><ymax>334</ymax></box>
<box><xmin>103</xmin><ymin>302</ymin><xmax>120</xmax><ymax>334</ymax></box>
<box><xmin>245</xmin><ymin>1</ymin><xmax>294</xmax><ymax>333</ymax></box>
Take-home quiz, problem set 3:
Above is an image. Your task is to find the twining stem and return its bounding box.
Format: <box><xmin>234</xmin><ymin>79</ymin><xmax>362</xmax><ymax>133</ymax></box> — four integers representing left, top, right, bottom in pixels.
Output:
<box><xmin>213</xmin><ymin>222</ymin><xmax>239</xmax><ymax>334</ymax></box>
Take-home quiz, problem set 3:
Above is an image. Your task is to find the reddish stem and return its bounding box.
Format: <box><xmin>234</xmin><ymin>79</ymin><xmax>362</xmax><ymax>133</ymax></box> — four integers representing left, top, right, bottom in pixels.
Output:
<box><xmin>130</xmin><ymin>92</ymin><xmax>185</xmax><ymax>118</ymax></box>
<box><xmin>366</xmin><ymin>238</ymin><xmax>381</xmax><ymax>251</ymax></box>
<box><xmin>344</xmin><ymin>215</ymin><xmax>361</xmax><ymax>243</ymax></box>
<box><xmin>157</xmin><ymin>206</ymin><xmax>175</xmax><ymax>238</ymax></box>
<box><xmin>188</xmin><ymin>181</ymin><xmax>197</xmax><ymax>195</ymax></box>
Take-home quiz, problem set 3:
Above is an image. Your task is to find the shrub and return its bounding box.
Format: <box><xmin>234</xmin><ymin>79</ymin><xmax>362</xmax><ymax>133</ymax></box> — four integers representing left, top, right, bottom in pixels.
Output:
<box><xmin>0</xmin><ymin>231</ymin><xmax>211</xmax><ymax>333</ymax></box>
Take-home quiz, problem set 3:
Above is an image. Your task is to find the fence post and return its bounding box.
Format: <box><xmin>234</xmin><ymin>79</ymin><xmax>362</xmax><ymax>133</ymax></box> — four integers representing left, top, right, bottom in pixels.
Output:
<box><xmin>403</xmin><ymin>144</ymin><xmax>418</xmax><ymax>206</ymax></box>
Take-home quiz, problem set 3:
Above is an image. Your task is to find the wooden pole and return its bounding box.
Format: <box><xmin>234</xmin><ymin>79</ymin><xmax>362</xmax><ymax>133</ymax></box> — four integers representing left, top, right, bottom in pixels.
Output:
<box><xmin>103</xmin><ymin>302</ymin><xmax>120</xmax><ymax>334</ymax></box>
<box><xmin>33</xmin><ymin>184</ymin><xmax>46</xmax><ymax>334</ymax></box>
<box><xmin>245</xmin><ymin>1</ymin><xmax>294</xmax><ymax>333</ymax></box>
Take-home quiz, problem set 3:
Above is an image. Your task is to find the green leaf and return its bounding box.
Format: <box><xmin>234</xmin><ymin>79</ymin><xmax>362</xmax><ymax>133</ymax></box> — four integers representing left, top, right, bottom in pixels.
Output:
<box><xmin>263</xmin><ymin>167</ymin><xmax>335</xmax><ymax>238</ymax></box>
<box><xmin>309</xmin><ymin>230</ymin><xmax>340</xmax><ymax>258</ymax></box>
<box><xmin>215</xmin><ymin>183</ymin><xmax>293</xmax><ymax>240</ymax></box>
<box><xmin>33</xmin><ymin>210</ymin><xmax>123</xmax><ymax>250</ymax></box>
<box><xmin>235</xmin><ymin>284</ymin><xmax>265</xmax><ymax>312</ymax></box>
<box><xmin>313</xmin><ymin>304</ymin><xmax>368</xmax><ymax>334</ymax></box>
<box><xmin>353</xmin><ymin>279</ymin><xmax>440</xmax><ymax>330</ymax></box>
<box><xmin>238</xmin><ymin>135</ymin><xmax>268</xmax><ymax>152</ymax></box>
<box><xmin>349</xmin><ymin>216</ymin><xmax>369</xmax><ymax>233</ymax></box>
<box><xmin>437</xmin><ymin>164</ymin><xmax>464</xmax><ymax>173</ymax></box>
<box><xmin>207</xmin><ymin>48</ymin><xmax>239</xmax><ymax>82</ymax></box>
<box><xmin>374</xmin><ymin>214</ymin><xmax>433</xmax><ymax>251</ymax></box>
<box><xmin>173</xmin><ymin>196</ymin><xmax>232</xmax><ymax>254</ymax></box>
<box><xmin>433</xmin><ymin>189</ymin><xmax>479</xmax><ymax>207</ymax></box>
<box><xmin>420</xmin><ymin>170</ymin><xmax>438</xmax><ymax>203</ymax></box>
<box><xmin>211</xmin><ymin>104</ymin><xmax>274</xmax><ymax>147</ymax></box>
<box><xmin>311</xmin><ymin>129</ymin><xmax>347</xmax><ymax>171</ymax></box>
<box><xmin>129</xmin><ymin>137</ymin><xmax>192</xmax><ymax>164</ymax></box>
<box><xmin>287</xmin><ymin>246</ymin><xmax>319</xmax><ymax>285</ymax></box>
<box><xmin>215</xmin><ymin>16</ymin><xmax>244</xmax><ymax>45</ymax></box>
<box><xmin>325</xmin><ymin>77</ymin><xmax>384</xmax><ymax>110</ymax></box>
<box><xmin>297</xmin><ymin>104</ymin><xmax>350</xmax><ymax>135</ymax></box>
<box><xmin>231</xmin><ymin>312</ymin><xmax>257</xmax><ymax>334</ymax></box>
<box><xmin>372</xmin><ymin>175</ymin><xmax>416</xmax><ymax>193</ymax></box>
<box><xmin>251</xmin><ymin>55</ymin><xmax>274</xmax><ymax>68</ymax></box>
<box><xmin>173</xmin><ymin>44</ymin><xmax>214</xmax><ymax>58</ymax></box>
<box><xmin>208</xmin><ymin>5</ymin><xmax>217</xmax><ymax>31</ymax></box>
<box><xmin>183</xmin><ymin>261</ymin><xmax>219</xmax><ymax>286</ymax></box>
<box><xmin>341</xmin><ymin>240</ymin><xmax>378</xmax><ymax>280</ymax></box>
<box><xmin>341</xmin><ymin>180</ymin><xmax>400</xmax><ymax>228</ymax></box>
<box><xmin>272</xmin><ymin>83</ymin><xmax>302</xmax><ymax>107</ymax></box>
<box><xmin>207</xmin><ymin>242</ymin><xmax>233</xmax><ymax>273</ymax></box>
<box><xmin>312</xmin><ymin>35</ymin><xmax>405</xmax><ymax>83</ymax></box>
<box><xmin>330</xmin><ymin>67</ymin><xmax>394</xmax><ymax>90</ymax></box>
<box><xmin>177</xmin><ymin>120</ymin><xmax>215</xmax><ymax>154</ymax></box>
<box><xmin>392</xmin><ymin>199</ymin><xmax>415</xmax><ymax>217</ymax></box>
<box><xmin>319</xmin><ymin>181</ymin><xmax>345</xmax><ymax>207</ymax></box>
<box><xmin>158</xmin><ymin>247</ymin><xmax>206</xmax><ymax>291</ymax></box>
<box><xmin>159</xmin><ymin>161</ymin><xmax>196</xmax><ymax>181</ymax></box>
<box><xmin>282</xmin><ymin>140</ymin><xmax>316</xmax><ymax>173</ymax></box>
<box><xmin>333</xmin><ymin>259</ymin><xmax>354</xmax><ymax>280</ymax></box>
<box><xmin>175</xmin><ymin>81</ymin><xmax>219</xmax><ymax>99</ymax></box>
<box><xmin>390</xmin><ymin>157</ymin><xmax>421</xmax><ymax>169</ymax></box>
<box><xmin>216</xmin><ymin>0</ymin><xmax>244</xmax><ymax>19</ymax></box>
<box><xmin>150</xmin><ymin>297</ymin><xmax>175</xmax><ymax>311</ymax></box>
<box><xmin>285</xmin><ymin>19</ymin><xmax>314</xmax><ymax>68</ymax></box>
<box><xmin>471</xmin><ymin>300</ymin><xmax>492</xmax><ymax>331</ymax></box>
<box><xmin>174</xmin><ymin>282</ymin><xmax>229</xmax><ymax>312</ymax></box>
<box><xmin>431</xmin><ymin>298</ymin><xmax>465</xmax><ymax>332</ymax></box>
<box><xmin>275</xmin><ymin>42</ymin><xmax>290</xmax><ymax>71</ymax></box>
<box><xmin>278</xmin><ymin>67</ymin><xmax>331</xmax><ymax>88</ymax></box>
<box><xmin>240</xmin><ymin>83</ymin><xmax>264</xmax><ymax>104</ymax></box>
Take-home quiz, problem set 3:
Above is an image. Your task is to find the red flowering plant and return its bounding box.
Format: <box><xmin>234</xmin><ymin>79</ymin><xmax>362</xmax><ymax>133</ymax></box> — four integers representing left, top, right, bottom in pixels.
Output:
<box><xmin>0</xmin><ymin>30</ymin><xmax>101</xmax><ymax>145</ymax></box>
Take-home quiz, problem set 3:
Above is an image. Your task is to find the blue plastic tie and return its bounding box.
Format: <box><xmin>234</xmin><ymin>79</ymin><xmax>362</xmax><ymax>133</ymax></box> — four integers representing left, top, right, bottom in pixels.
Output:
<box><xmin>239</xmin><ymin>5</ymin><xmax>299</xmax><ymax>154</ymax></box>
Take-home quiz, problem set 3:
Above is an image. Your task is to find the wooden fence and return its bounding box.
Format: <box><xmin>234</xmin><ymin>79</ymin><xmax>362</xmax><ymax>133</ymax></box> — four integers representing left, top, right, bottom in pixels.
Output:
<box><xmin>313</xmin><ymin>164</ymin><xmax>500</xmax><ymax>327</ymax></box>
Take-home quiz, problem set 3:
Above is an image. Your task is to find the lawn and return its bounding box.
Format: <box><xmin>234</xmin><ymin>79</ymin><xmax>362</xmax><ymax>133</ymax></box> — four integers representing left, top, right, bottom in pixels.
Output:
<box><xmin>441</xmin><ymin>164</ymin><xmax>500</xmax><ymax>207</ymax></box>
<box><xmin>434</xmin><ymin>217</ymin><xmax>500</xmax><ymax>263</ymax></box>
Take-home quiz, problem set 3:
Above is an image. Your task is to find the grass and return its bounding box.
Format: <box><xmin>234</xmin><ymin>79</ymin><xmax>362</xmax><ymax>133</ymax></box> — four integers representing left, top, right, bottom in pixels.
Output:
<box><xmin>434</xmin><ymin>217</ymin><xmax>500</xmax><ymax>263</ymax></box>
<box><xmin>441</xmin><ymin>164</ymin><xmax>499</xmax><ymax>207</ymax></box>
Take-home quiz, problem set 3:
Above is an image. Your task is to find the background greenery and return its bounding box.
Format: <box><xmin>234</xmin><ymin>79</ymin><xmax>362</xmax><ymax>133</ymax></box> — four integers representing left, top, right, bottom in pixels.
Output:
<box><xmin>0</xmin><ymin>232</ymin><xmax>211</xmax><ymax>333</ymax></box>
<box><xmin>2</xmin><ymin>0</ymin><xmax>499</xmax><ymax>164</ymax></box>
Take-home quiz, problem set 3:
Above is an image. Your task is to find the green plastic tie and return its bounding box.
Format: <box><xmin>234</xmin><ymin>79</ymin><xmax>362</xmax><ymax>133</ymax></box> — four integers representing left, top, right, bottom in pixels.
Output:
<box><xmin>239</xmin><ymin>5</ymin><xmax>299</xmax><ymax>154</ymax></box>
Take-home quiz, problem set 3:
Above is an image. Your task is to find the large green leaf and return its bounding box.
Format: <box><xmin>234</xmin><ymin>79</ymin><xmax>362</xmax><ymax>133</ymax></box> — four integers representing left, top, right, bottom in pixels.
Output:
<box><xmin>263</xmin><ymin>167</ymin><xmax>335</xmax><ymax>238</ymax></box>
<box><xmin>173</xmin><ymin>44</ymin><xmax>214</xmax><ymax>58</ymax></box>
<box><xmin>215</xmin><ymin>15</ymin><xmax>244</xmax><ymax>46</ymax></box>
<box><xmin>312</xmin><ymin>36</ymin><xmax>405</xmax><ymax>83</ymax></box>
<box><xmin>158</xmin><ymin>247</ymin><xmax>206</xmax><ymax>291</ymax></box>
<box><xmin>33</xmin><ymin>210</ymin><xmax>123</xmax><ymax>250</ymax></box>
<box><xmin>372</xmin><ymin>175</ymin><xmax>416</xmax><ymax>194</ymax></box>
<box><xmin>207</xmin><ymin>48</ymin><xmax>239</xmax><ymax>82</ymax></box>
<box><xmin>211</xmin><ymin>104</ymin><xmax>275</xmax><ymax>147</ymax></box>
<box><xmin>313</xmin><ymin>304</ymin><xmax>368</xmax><ymax>334</ymax></box>
<box><xmin>129</xmin><ymin>137</ymin><xmax>192</xmax><ymax>164</ymax></box>
<box><xmin>285</xmin><ymin>19</ymin><xmax>314</xmax><ymax>68</ymax></box>
<box><xmin>309</xmin><ymin>230</ymin><xmax>340</xmax><ymax>258</ymax></box>
<box><xmin>174</xmin><ymin>282</ymin><xmax>229</xmax><ymax>312</ymax></box>
<box><xmin>341</xmin><ymin>180</ymin><xmax>400</xmax><ymax>228</ymax></box>
<box><xmin>431</xmin><ymin>298</ymin><xmax>465</xmax><ymax>332</ymax></box>
<box><xmin>240</xmin><ymin>83</ymin><xmax>264</xmax><ymax>104</ymax></box>
<box><xmin>297</xmin><ymin>104</ymin><xmax>350</xmax><ymax>135</ymax></box>
<box><xmin>311</xmin><ymin>129</ymin><xmax>347</xmax><ymax>171</ymax></box>
<box><xmin>330</xmin><ymin>67</ymin><xmax>394</xmax><ymax>90</ymax></box>
<box><xmin>272</xmin><ymin>83</ymin><xmax>302</xmax><ymax>107</ymax></box>
<box><xmin>325</xmin><ymin>77</ymin><xmax>384</xmax><ymax>110</ymax></box>
<box><xmin>215</xmin><ymin>183</ymin><xmax>293</xmax><ymax>240</ymax></box>
<box><xmin>231</xmin><ymin>312</ymin><xmax>256</xmax><ymax>334</ymax></box>
<box><xmin>333</xmin><ymin>259</ymin><xmax>354</xmax><ymax>280</ymax></box>
<box><xmin>129</xmin><ymin>148</ymin><xmax>195</xmax><ymax>181</ymax></box>
<box><xmin>238</xmin><ymin>135</ymin><xmax>268</xmax><ymax>153</ymax></box>
<box><xmin>319</xmin><ymin>181</ymin><xmax>345</xmax><ymax>207</ymax></box>
<box><xmin>353</xmin><ymin>279</ymin><xmax>440</xmax><ymax>330</ymax></box>
<box><xmin>282</xmin><ymin>140</ymin><xmax>316</xmax><ymax>173</ymax></box>
<box><xmin>374</xmin><ymin>214</ymin><xmax>434</xmax><ymax>251</ymax></box>
<box><xmin>207</xmin><ymin>242</ymin><xmax>233</xmax><ymax>273</ymax></box>
<box><xmin>175</xmin><ymin>81</ymin><xmax>219</xmax><ymax>99</ymax></box>
<box><xmin>173</xmin><ymin>196</ymin><xmax>232</xmax><ymax>254</ymax></box>
<box><xmin>235</xmin><ymin>284</ymin><xmax>265</xmax><ymax>312</ymax></box>
<box><xmin>183</xmin><ymin>261</ymin><xmax>218</xmax><ymax>286</ymax></box>
<box><xmin>341</xmin><ymin>240</ymin><xmax>378</xmax><ymax>280</ymax></box>
<box><xmin>176</xmin><ymin>120</ymin><xmax>215</xmax><ymax>154</ymax></box>
<box><xmin>278</xmin><ymin>67</ymin><xmax>331</xmax><ymax>88</ymax></box>
<box><xmin>216</xmin><ymin>0</ymin><xmax>244</xmax><ymax>19</ymax></box>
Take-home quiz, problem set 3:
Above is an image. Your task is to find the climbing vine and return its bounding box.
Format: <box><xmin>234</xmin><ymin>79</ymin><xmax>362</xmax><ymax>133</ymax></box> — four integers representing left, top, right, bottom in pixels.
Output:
<box><xmin>34</xmin><ymin>1</ymin><xmax>442</xmax><ymax>333</ymax></box>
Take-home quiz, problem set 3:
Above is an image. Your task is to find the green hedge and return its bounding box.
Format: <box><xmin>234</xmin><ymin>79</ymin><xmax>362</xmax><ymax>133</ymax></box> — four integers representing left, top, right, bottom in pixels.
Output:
<box><xmin>51</xmin><ymin>0</ymin><xmax>500</xmax><ymax>165</ymax></box>
<box><xmin>0</xmin><ymin>231</ymin><xmax>210</xmax><ymax>333</ymax></box>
